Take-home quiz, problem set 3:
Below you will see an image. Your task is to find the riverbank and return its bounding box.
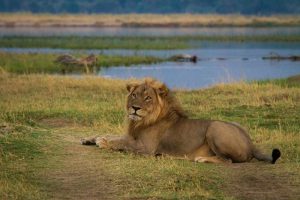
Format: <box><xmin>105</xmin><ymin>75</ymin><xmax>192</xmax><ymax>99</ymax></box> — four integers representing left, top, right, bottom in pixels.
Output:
<box><xmin>1</xmin><ymin>35</ymin><xmax>300</xmax><ymax>50</ymax></box>
<box><xmin>1</xmin><ymin>13</ymin><xmax>300</xmax><ymax>27</ymax></box>
<box><xmin>0</xmin><ymin>74</ymin><xmax>299</xmax><ymax>199</ymax></box>
<box><xmin>0</xmin><ymin>52</ymin><xmax>164</xmax><ymax>73</ymax></box>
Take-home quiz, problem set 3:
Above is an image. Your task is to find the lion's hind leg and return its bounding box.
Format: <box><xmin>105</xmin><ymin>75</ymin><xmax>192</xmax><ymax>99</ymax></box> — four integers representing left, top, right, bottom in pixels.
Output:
<box><xmin>205</xmin><ymin>121</ymin><xmax>253</xmax><ymax>163</ymax></box>
<box><xmin>189</xmin><ymin>142</ymin><xmax>231</xmax><ymax>164</ymax></box>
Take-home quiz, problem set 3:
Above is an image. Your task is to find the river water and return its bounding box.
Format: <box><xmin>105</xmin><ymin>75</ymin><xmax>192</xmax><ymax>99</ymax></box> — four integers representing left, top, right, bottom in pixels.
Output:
<box><xmin>1</xmin><ymin>27</ymin><xmax>300</xmax><ymax>89</ymax></box>
<box><xmin>98</xmin><ymin>48</ymin><xmax>300</xmax><ymax>89</ymax></box>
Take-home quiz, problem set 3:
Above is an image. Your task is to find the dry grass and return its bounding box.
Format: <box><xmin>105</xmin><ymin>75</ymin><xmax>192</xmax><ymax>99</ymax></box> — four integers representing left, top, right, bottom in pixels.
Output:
<box><xmin>0</xmin><ymin>74</ymin><xmax>300</xmax><ymax>199</ymax></box>
<box><xmin>1</xmin><ymin>13</ymin><xmax>300</xmax><ymax>27</ymax></box>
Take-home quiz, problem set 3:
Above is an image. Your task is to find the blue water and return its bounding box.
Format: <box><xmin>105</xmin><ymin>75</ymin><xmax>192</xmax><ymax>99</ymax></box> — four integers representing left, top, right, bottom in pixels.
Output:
<box><xmin>1</xmin><ymin>26</ymin><xmax>300</xmax><ymax>89</ymax></box>
<box><xmin>96</xmin><ymin>48</ymin><xmax>300</xmax><ymax>89</ymax></box>
<box><xmin>99</xmin><ymin>59</ymin><xmax>300</xmax><ymax>89</ymax></box>
<box><xmin>1</xmin><ymin>46</ymin><xmax>300</xmax><ymax>89</ymax></box>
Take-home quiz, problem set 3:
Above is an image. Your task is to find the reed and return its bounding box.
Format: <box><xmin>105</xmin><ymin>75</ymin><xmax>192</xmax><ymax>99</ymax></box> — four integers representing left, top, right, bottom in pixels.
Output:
<box><xmin>1</xmin><ymin>13</ymin><xmax>300</xmax><ymax>27</ymax></box>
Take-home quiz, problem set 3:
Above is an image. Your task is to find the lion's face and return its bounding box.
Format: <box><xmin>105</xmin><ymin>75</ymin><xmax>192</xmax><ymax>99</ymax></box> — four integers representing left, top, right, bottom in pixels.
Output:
<box><xmin>126</xmin><ymin>79</ymin><xmax>168</xmax><ymax>123</ymax></box>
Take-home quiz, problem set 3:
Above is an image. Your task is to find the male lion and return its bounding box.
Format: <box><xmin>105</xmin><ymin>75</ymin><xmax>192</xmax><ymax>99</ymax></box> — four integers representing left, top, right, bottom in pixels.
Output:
<box><xmin>81</xmin><ymin>78</ymin><xmax>281</xmax><ymax>164</ymax></box>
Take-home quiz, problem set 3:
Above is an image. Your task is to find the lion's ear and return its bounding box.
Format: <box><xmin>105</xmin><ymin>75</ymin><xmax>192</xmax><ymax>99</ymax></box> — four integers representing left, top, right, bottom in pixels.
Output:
<box><xmin>158</xmin><ymin>84</ymin><xmax>169</xmax><ymax>97</ymax></box>
<box><xmin>126</xmin><ymin>83</ymin><xmax>138</xmax><ymax>93</ymax></box>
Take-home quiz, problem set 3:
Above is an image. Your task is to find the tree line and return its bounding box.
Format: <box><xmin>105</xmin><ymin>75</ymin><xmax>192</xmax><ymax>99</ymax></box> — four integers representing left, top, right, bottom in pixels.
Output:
<box><xmin>1</xmin><ymin>0</ymin><xmax>300</xmax><ymax>15</ymax></box>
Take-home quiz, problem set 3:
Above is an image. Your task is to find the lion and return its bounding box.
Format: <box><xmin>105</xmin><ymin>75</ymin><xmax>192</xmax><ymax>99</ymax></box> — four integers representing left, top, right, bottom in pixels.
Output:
<box><xmin>81</xmin><ymin>78</ymin><xmax>281</xmax><ymax>164</ymax></box>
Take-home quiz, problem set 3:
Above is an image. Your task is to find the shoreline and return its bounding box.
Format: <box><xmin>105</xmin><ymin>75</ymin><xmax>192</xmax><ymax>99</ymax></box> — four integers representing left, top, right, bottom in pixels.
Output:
<box><xmin>1</xmin><ymin>35</ymin><xmax>300</xmax><ymax>50</ymax></box>
<box><xmin>1</xmin><ymin>13</ymin><xmax>300</xmax><ymax>27</ymax></box>
<box><xmin>0</xmin><ymin>52</ymin><xmax>164</xmax><ymax>73</ymax></box>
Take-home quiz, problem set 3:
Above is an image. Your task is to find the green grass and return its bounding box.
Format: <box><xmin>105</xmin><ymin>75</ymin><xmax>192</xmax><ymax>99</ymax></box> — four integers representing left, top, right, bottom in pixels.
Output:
<box><xmin>0</xmin><ymin>36</ymin><xmax>188</xmax><ymax>50</ymax></box>
<box><xmin>0</xmin><ymin>74</ymin><xmax>299</xmax><ymax>199</ymax></box>
<box><xmin>1</xmin><ymin>35</ymin><xmax>300</xmax><ymax>50</ymax></box>
<box><xmin>254</xmin><ymin>74</ymin><xmax>300</xmax><ymax>88</ymax></box>
<box><xmin>0</xmin><ymin>52</ymin><xmax>164</xmax><ymax>73</ymax></box>
<box><xmin>0</xmin><ymin>124</ymin><xmax>49</xmax><ymax>199</ymax></box>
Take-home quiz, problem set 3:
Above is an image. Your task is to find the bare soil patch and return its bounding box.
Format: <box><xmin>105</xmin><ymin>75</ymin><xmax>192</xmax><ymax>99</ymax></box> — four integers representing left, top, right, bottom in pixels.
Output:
<box><xmin>38</xmin><ymin>132</ymin><xmax>120</xmax><ymax>200</ymax></box>
<box><xmin>224</xmin><ymin>163</ymin><xmax>300</xmax><ymax>200</ymax></box>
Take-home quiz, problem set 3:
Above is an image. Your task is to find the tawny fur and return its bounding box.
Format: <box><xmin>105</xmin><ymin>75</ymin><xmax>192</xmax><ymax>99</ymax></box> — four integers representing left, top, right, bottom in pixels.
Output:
<box><xmin>81</xmin><ymin>78</ymin><xmax>281</xmax><ymax>164</ymax></box>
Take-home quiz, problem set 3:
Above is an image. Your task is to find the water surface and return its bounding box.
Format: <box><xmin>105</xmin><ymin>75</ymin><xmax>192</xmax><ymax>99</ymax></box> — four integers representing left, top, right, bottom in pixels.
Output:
<box><xmin>1</xmin><ymin>43</ymin><xmax>300</xmax><ymax>89</ymax></box>
<box><xmin>1</xmin><ymin>26</ymin><xmax>300</xmax><ymax>89</ymax></box>
<box><xmin>1</xmin><ymin>27</ymin><xmax>300</xmax><ymax>37</ymax></box>
<box><xmin>99</xmin><ymin>56</ymin><xmax>300</xmax><ymax>89</ymax></box>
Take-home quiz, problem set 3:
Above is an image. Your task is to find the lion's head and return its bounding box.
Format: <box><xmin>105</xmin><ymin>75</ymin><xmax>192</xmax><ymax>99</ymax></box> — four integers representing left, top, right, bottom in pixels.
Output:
<box><xmin>126</xmin><ymin>78</ymin><xmax>186</xmax><ymax>129</ymax></box>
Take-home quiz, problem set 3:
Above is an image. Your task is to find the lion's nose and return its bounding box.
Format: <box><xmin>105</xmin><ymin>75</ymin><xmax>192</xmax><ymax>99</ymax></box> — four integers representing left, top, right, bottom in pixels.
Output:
<box><xmin>132</xmin><ymin>106</ymin><xmax>141</xmax><ymax>111</ymax></box>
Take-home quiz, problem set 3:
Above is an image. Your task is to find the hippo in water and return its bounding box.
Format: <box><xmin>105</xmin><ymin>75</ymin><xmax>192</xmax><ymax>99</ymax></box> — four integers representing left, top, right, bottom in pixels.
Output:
<box><xmin>169</xmin><ymin>54</ymin><xmax>198</xmax><ymax>63</ymax></box>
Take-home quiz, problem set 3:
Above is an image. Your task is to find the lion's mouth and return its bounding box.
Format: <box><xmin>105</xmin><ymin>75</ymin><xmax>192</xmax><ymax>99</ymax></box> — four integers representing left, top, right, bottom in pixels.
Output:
<box><xmin>128</xmin><ymin>113</ymin><xmax>142</xmax><ymax>121</ymax></box>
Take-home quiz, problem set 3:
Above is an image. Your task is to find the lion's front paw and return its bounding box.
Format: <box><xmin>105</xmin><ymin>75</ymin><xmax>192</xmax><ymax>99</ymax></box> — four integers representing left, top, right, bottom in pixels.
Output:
<box><xmin>80</xmin><ymin>138</ymin><xmax>86</xmax><ymax>145</ymax></box>
<box><xmin>96</xmin><ymin>137</ymin><xmax>110</xmax><ymax>149</ymax></box>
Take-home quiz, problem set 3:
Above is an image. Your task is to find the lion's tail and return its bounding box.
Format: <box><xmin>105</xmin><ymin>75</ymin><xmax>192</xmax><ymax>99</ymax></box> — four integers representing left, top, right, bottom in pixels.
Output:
<box><xmin>252</xmin><ymin>148</ymin><xmax>281</xmax><ymax>164</ymax></box>
<box><xmin>80</xmin><ymin>137</ymin><xmax>97</xmax><ymax>145</ymax></box>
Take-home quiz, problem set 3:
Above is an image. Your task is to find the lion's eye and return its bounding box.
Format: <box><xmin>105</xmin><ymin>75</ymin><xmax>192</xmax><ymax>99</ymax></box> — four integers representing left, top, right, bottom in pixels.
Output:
<box><xmin>132</xmin><ymin>93</ymin><xmax>137</xmax><ymax>99</ymax></box>
<box><xmin>145</xmin><ymin>96</ymin><xmax>152</xmax><ymax>101</ymax></box>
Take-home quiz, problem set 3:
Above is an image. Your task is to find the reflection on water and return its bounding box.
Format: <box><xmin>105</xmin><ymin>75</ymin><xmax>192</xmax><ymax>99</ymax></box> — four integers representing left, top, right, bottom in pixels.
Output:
<box><xmin>1</xmin><ymin>27</ymin><xmax>300</xmax><ymax>37</ymax></box>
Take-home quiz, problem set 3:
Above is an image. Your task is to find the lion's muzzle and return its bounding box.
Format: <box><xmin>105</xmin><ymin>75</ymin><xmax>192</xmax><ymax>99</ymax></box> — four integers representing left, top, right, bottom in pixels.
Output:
<box><xmin>128</xmin><ymin>106</ymin><xmax>143</xmax><ymax>121</ymax></box>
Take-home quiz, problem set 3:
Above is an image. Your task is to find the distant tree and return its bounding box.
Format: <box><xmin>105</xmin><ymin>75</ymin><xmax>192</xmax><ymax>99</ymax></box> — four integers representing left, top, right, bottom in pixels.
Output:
<box><xmin>61</xmin><ymin>1</ymin><xmax>80</xmax><ymax>13</ymax></box>
<box><xmin>29</xmin><ymin>1</ymin><xmax>41</xmax><ymax>13</ymax></box>
<box><xmin>92</xmin><ymin>0</ymin><xmax>121</xmax><ymax>13</ymax></box>
<box><xmin>0</xmin><ymin>0</ymin><xmax>299</xmax><ymax>14</ymax></box>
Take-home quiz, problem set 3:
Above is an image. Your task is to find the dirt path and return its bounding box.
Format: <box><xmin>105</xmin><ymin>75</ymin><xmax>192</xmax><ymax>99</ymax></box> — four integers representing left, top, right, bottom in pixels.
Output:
<box><xmin>38</xmin><ymin>130</ymin><xmax>120</xmax><ymax>200</ymax></box>
<box><xmin>35</xmin><ymin>127</ymin><xmax>300</xmax><ymax>200</ymax></box>
<box><xmin>224</xmin><ymin>163</ymin><xmax>300</xmax><ymax>200</ymax></box>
